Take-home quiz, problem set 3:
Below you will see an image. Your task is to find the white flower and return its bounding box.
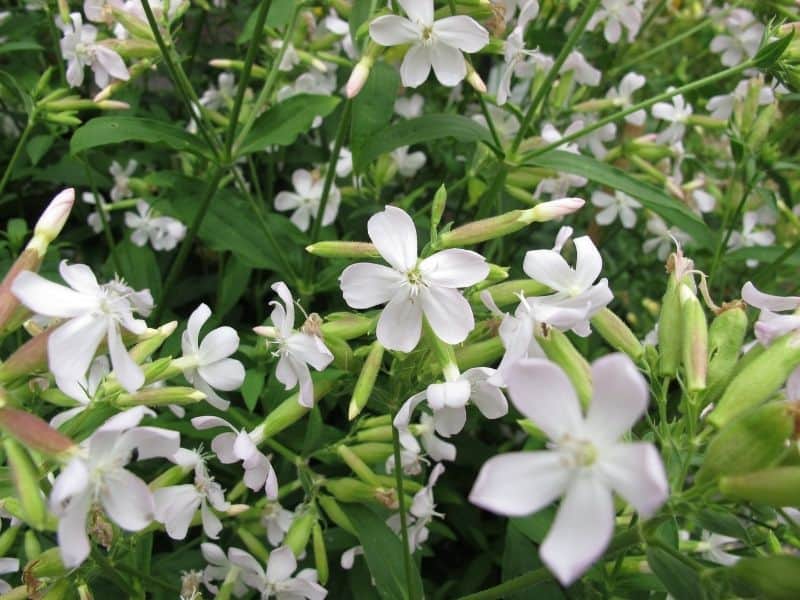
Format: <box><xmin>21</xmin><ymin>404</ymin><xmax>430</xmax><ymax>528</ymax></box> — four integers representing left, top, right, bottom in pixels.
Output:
<box><xmin>180</xmin><ymin>303</ymin><xmax>245</xmax><ymax>411</ymax></box>
<box><xmin>11</xmin><ymin>260</ymin><xmax>152</xmax><ymax>392</ymax></box>
<box><xmin>154</xmin><ymin>454</ymin><xmax>230</xmax><ymax>540</ymax></box>
<box><xmin>699</xmin><ymin>531</ymin><xmax>741</xmax><ymax>566</ymax></box>
<box><xmin>741</xmin><ymin>281</ymin><xmax>800</xmax><ymax>346</ymax></box>
<box><xmin>497</xmin><ymin>1</ymin><xmax>539</xmax><ymax>105</ymax></box>
<box><xmin>262</xmin><ymin>501</ymin><xmax>294</xmax><ymax>546</ymax></box>
<box><xmin>49</xmin><ymin>407</ymin><xmax>179</xmax><ymax>567</ymax></box>
<box><xmin>606</xmin><ymin>72</ymin><xmax>646</xmax><ymax>125</ymax></box>
<box><xmin>390</xmin><ymin>146</ymin><xmax>427</xmax><ymax>177</ymax></box>
<box><xmin>192</xmin><ymin>416</ymin><xmax>278</xmax><ymax>497</ymax></box>
<box><xmin>229</xmin><ymin>545</ymin><xmax>327</xmax><ymax>599</ymax></box>
<box><xmin>587</xmin><ymin>0</ymin><xmax>644</xmax><ymax>44</ymax></box>
<box><xmin>710</xmin><ymin>15</ymin><xmax>763</xmax><ymax>67</ymax></box>
<box><xmin>274</xmin><ymin>169</ymin><xmax>340</xmax><ymax>232</ymax></box>
<box><xmin>535</xmin><ymin>122</ymin><xmax>588</xmax><ymax>198</ymax></box>
<box><xmin>522</xmin><ymin>235</ymin><xmax>613</xmax><ymax>336</ymax></box>
<box><xmin>369</xmin><ymin>0</ymin><xmax>489</xmax><ymax>88</ymax></box>
<box><xmin>82</xmin><ymin>191</ymin><xmax>107</xmax><ymax>233</ymax></box>
<box><xmin>727</xmin><ymin>211</ymin><xmax>775</xmax><ymax>268</ymax></box>
<box><xmin>578</xmin><ymin>117</ymin><xmax>616</xmax><ymax>159</ymax></box>
<box><xmin>52</xmin><ymin>355</ymin><xmax>110</xmax><ymax>428</ymax></box>
<box><xmin>394</xmin><ymin>94</ymin><xmax>424</xmax><ymax>119</ymax></box>
<box><xmin>470</xmin><ymin>354</ymin><xmax>668</xmax><ymax>586</ymax></box>
<box><xmin>560</xmin><ymin>51</ymin><xmax>601</xmax><ymax>86</ymax></box>
<box><xmin>642</xmin><ymin>216</ymin><xmax>690</xmax><ymax>261</ymax></box>
<box><xmin>339</xmin><ymin>206</ymin><xmax>489</xmax><ymax>352</ymax></box>
<box><xmin>254</xmin><ymin>282</ymin><xmax>333</xmax><ymax>408</ymax></box>
<box><xmin>59</xmin><ymin>12</ymin><xmax>129</xmax><ymax>88</ymax></box>
<box><xmin>109</xmin><ymin>159</ymin><xmax>137</xmax><ymax>201</ymax></box>
<box><xmin>591</xmin><ymin>190</ymin><xmax>640</xmax><ymax>228</ymax></box>
<box><xmin>0</xmin><ymin>557</ymin><xmax>18</xmax><ymax>594</ymax></box>
<box><xmin>652</xmin><ymin>92</ymin><xmax>692</xmax><ymax>144</ymax></box>
<box><xmin>387</xmin><ymin>463</ymin><xmax>445</xmax><ymax>551</ymax></box>
<box><xmin>273</xmin><ymin>40</ymin><xmax>300</xmax><ymax>72</ymax></box>
<box><xmin>201</xmin><ymin>543</ymin><xmax>249</xmax><ymax>598</ymax></box>
<box><xmin>124</xmin><ymin>200</ymin><xmax>187</xmax><ymax>251</ymax></box>
<box><xmin>335</xmin><ymin>145</ymin><xmax>353</xmax><ymax>178</ymax></box>
<box><xmin>200</xmin><ymin>72</ymin><xmax>236</xmax><ymax>110</ymax></box>
<box><xmin>707</xmin><ymin>78</ymin><xmax>773</xmax><ymax>121</ymax></box>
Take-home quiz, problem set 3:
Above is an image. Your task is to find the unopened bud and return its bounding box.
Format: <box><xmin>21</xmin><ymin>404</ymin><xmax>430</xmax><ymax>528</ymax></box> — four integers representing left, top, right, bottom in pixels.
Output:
<box><xmin>0</xmin><ymin>524</ymin><xmax>20</xmax><ymax>556</ymax></box>
<box><xmin>346</xmin><ymin>57</ymin><xmax>373</xmax><ymax>98</ymax></box>
<box><xmin>317</xmin><ymin>495</ymin><xmax>357</xmax><ymax>535</ymax></box>
<box><xmin>96</xmin><ymin>100</ymin><xmax>131</xmax><ymax>111</ymax></box>
<box><xmin>471</xmin><ymin>279</ymin><xmax>549</xmax><ymax>308</ymax></box>
<box><xmin>729</xmin><ymin>555</ymin><xmax>800</xmax><ymax>598</ymax></box>
<box><xmin>354</xmin><ymin>426</ymin><xmax>394</xmax><ymax>444</ymax></box>
<box><xmin>705</xmin><ymin>304</ymin><xmax>748</xmax><ymax>404</ymax></box>
<box><xmin>591</xmin><ymin>308</ymin><xmax>643</xmax><ymax>361</ymax></box>
<box><xmin>347</xmin><ymin>442</ymin><xmax>394</xmax><ymax>463</ymax></box>
<box><xmin>466</xmin><ymin>65</ymin><xmax>487</xmax><ymax>93</ymax></box>
<box><xmin>285</xmin><ymin>511</ymin><xmax>316</xmax><ymax>557</ymax></box>
<box><xmin>486</xmin><ymin>263</ymin><xmax>509</xmax><ymax>283</ymax></box>
<box><xmin>321</xmin><ymin>313</ymin><xmax>375</xmax><ymax>340</ymax></box>
<box><xmin>313</xmin><ymin>523</ymin><xmax>329</xmax><ymax>585</ymax></box>
<box><xmin>326</xmin><ymin>334</ymin><xmax>357</xmax><ymax>372</ymax></box>
<box><xmin>305</xmin><ymin>240</ymin><xmax>380</xmax><ymax>259</ymax></box>
<box><xmin>324</xmin><ymin>477</ymin><xmax>379</xmax><ymax>504</ymax></box>
<box><xmin>4</xmin><ymin>439</ymin><xmax>48</xmax><ymax>530</ymax></box>
<box><xmin>24</xmin><ymin>530</ymin><xmax>41</xmax><ymax>561</ymax></box>
<box><xmin>258</xmin><ymin>379</ymin><xmax>334</xmax><ymax>439</ymax></box>
<box><xmin>432</xmin><ymin>184</ymin><xmax>447</xmax><ymax>230</ymax></box>
<box><xmin>454</xmin><ymin>336</ymin><xmax>504</xmax><ymax>371</ymax></box>
<box><xmin>720</xmin><ymin>466</ymin><xmax>800</xmax><ymax>507</ymax></box>
<box><xmin>337</xmin><ymin>445</ymin><xmax>381</xmax><ymax>486</ymax></box>
<box><xmin>116</xmin><ymin>386</ymin><xmax>205</xmax><ymax>408</ymax></box>
<box><xmin>32</xmin><ymin>189</ymin><xmax>75</xmax><ymax>250</ymax></box>
<box><xmin>531</xmin><ymin>197</ymin><xmax>585</xmax><ymax>220</ymax></box>
<box><xmin>26</xmin><ymin>546</ymin><xmax>66</xmax><ymax>578</ymax></box>
<box><xmin>128</xmin><ymin>321</ymin><xmax>177</xmax><ymax>363</ymax></box>
<box><xmin>698</xmin><ymin>402</ymin><xmax>793</xmax><ymax>482</ymax></box>
<box><xmin>0</xmin><ymin>405</ymin><xmax>76</xmax><ymax>457</ymax></box>
<box><xmin>349</xmin><ymin>342</ymin><xmax>384</xmax><ymax>420</ymax></box>
<box><xmin>679</xmin><ymin>283</ymin><xmax>708</xmax><ymax>393</ymax></box>
<box><xmin>657</xmin><ymin>275</ymin><xmax>683</xmax><ymax>376</ymax></box>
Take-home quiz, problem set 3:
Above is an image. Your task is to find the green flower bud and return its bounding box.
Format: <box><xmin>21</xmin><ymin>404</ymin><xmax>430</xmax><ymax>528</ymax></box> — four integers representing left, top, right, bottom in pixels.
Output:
<box><xmin>537</xmin><ymin>328</ymin><xmax>592</xmax><ymax>408</ymax></box>
<box><xmin>321</xmin><ymin>313</ymin><xmax>375</xmax><ymax>340</ymax></box>
<box><xmin>236</xmin><ymin>527</ymin><xmax>269</xmax><ymax>563</ymax></box>
<box><xmin>24</xmin><ymin>530</ymin><xmax>41</xmax><ymax>561</ymax></box>
<box><xmin>285</xmin><ymin>511</ymin><xmax>316</xmax><ymax>557</ymax></box>
<box><xmin>128</xmin><ymin>321</ymin><xmax>178</xmax><ymax>363</ymax></box>
<box><xmin>325</xmin><ymin>478</ymin><xmax>380</xmax><ymax>504</ymax></box>
<box><xmin>486</xmin><ymin>263</ymin><xmax>510</xmax><ymax>283</ymax></box>
<box><xmin>746</xmin><ymin>103</ymin><xmax>777</xmax><ymax>152</ymax></box>
<box><xmin>720</xmin><ymin>466</ymin><xmax>800</xmax><ymax>507</ymax></box>
<box><xmin>354</xmin><ymin>426</ymin><xmax>394</xmax><ymax>443</ymax></box>
<box><xmin>709</xmin><ymin>331</ymin><xmax>800</xmax><ymax>428</ymax></box>
<box><xmin>305</xmin><ymin>241</ymin><xmax>380</xmax><ymax>259</ymax></box>
<box><xmin>318</xmin><ymin>495</ymin><xmax>357</xmax><ymax>536</ymax></box>
<box><xmin>312</xmin><ymin>523</ymin><xmax>329</xmax><ymax>585</ymax></box>
<box><xmin>4</xmin><ymin>438</ymin><xmax>48</xmax><ymax>530</ymax></box>
<box><xmin>337</xmin><ymin>445</ymin><xmax>381</xmax><ymax>486</ymax></box>
<box><xmin>346</xmin><ymin>443</ymin><xmax>394</xmax><ymax>464</ymax></box>
<box><xmin>591</xmin><ymin>308</ymin><xmax>644</xmax><ymax>361</ymax></box>
<box><xmin>148</xmin><ymin>463</ymin><xmax>192</xmax><ymax>490</ymax></box>
<box><xmin>455</xmin><ymin>336</ymin><xmax>504</xmax><ymax>371</ymax></box>
<box><xmin>697</xmin><ymin>402</ymin><xmax>794</xmax><ymax>483</ymax></box>
<box><xmin>431</xmin><ymin>185</ymin><xmax>447</xmax><ymax>231</ymax></box>
<box><xmin>115</xmin><ymin>386</ymin><xmax>205</xmax><ymax>408</ymax></box>
<box><xmin>359</xmin><ymin>414</ymin><xmax>392</xmax><ymax>429</ymax></box>
<box><xmin>349</xmin><ymin>342</ymin><xmax>384</xmax><ymax>421</ymax></box>
<box><xmin>258</xmin><ymin>379</ymin><xmax>334</xmax><ymax>439</ymax></box>
<box><xmin>729</xmin><ymin>555</ymin><xmax>800</xmax><ymax>600</ymax></box>
<box><xmin>0</xmin><ymin>524</ymin><xmax>19</xmax><ymax>556</ymax></box>
<box><xmin>26</xmin><ymin>546</ymin><xmax>65</xmax><ymax>578</ymax></box>
<box><xmin>680</xmin><ymin>283</ymin><xmax>708</xmax><ymax>393</ymax></box>
<box><xmin>470</xmin><ymin>279</ymin><xmax>549</xmax><ymax>308</ymax></box>
<box><xmin>372</xmin><ymin>474</ymin><xmax>423</xmax><ymax>494</ymax></box>
<box><xmin>705</xmin><ymin>304</ymin><xmax>748</xmax><ymax>404</ymax></box>
<box><xmin>658</xmin><ymin>275</ymin><xmax>683</xmax><ymax>376</ymax></box>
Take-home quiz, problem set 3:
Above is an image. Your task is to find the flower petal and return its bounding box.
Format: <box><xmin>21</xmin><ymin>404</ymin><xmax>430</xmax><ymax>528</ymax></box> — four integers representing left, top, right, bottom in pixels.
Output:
<box><xmin>11</xmin><ymin>271</ymin><xmax>96</xmax><ymax>318</ymax></box>
<box><xmin>430</xmin><ymin>41</ymin><xmax>466</xmax><ymax>86</ymax></box>
<box><xmin>433</xmin><ymin>406</ymin><xmax>466</xmax><ymax>437</ymax></box>
<box><xmin>597</xmin><ymin>442</ymin><xmax>668</xmax><ymax>519</ymax></box>
<box><xmin>369</xmin><ymin>15</ymin><xmax>420</xmax><ymax>45</ymax></box>
<box><xmin>182</xmin><ymin>303</ymin><xmax>210</xmax><ymax>356</ymax></box>
<box><xmin>107</xmin><ymin>321</ymin><xmax>145</xmax><ymax>393</ymax></box>
<box><xmin>420</xmin><ymin>286</ymin><xmax>474</xmax><ymax>345</ymax></box>
<box><xmin>742</xmin><ymin>281</ymin><xmax>800</xmax><ymax>312</ymax></box>
<box><xmin>573</xmin><ymin>236</ymin><xmax>603</xmax><ymax>290</ymax></box>
<box><xmin>100</xmin><ymin>469</ymin><xmax>154</xmax><ymax>531</ymax></box>
<box><xmin>340</xmin><ymin>262</ymin><xmax>404</xmax><ymax>309</ymax></box>
<box><xmin>420</xmin><ymin>249</ymin><xmax>488</xmax><ymax>288</ymax></box>
<box><xmin>153</xmin><ymin>485</ymin><xmax>200</xmax><ymax>540</ymax></box>
<box><xmin>48</xmin><ymin>313</ymin><xmax>108</xmax><ymax>383</ymax></box>
<box><xmin>400</xmin><ymin>44</ymin><xmax>432</xmax><ymax>88</ymax></box>
<box><xmin>198</xmin><ymin>326</ymin><xmax>240</xmax><ymax>365</ymax></box>
<box><xmin>57</xmin><ymin>492</ymin><xmax>92</xmax><ymax>568</ymax></box>
<box><xmin>368</xmin><ymin>205</ymin><xmax>418</xmax><ymax>272</ymax></box>
<box><xmin>585</xmin><ymin>353</ymin><xmax>648</xmax><ymax>445</ymax></box>
<box><xmin>376</xmin><ymin>292</ymin><xmax>423</xmax><ymax>352</ymax></box>
<box><xmin>505</xmin><ymin>358</ymin><xmax>583</xmax><ymax>440</ymax></box>
<box><xmin>433</xmin><ymin>16</ymin><xmax>489</xmax><ymax>53</ymax></box>
<box><xmin>198</xmin><ymin>357</ymin><xmax>245</xmax><ymax>391</ymax></box>
<box><xmin>540</xmin><ymin>474</ymin><xmax>615</xmax><ymax>586</ymax></box>
<box><xmin>469</xmin><ymin>451</ymin><xmax>570</xmax><ymax>516</ymax></box>
<box><xmin>522</xmin><ymin>249</ymin><xmax>574</xmax><ymax>292</ymax></box>
<box><xmin>266</xmin><ymin>545</ymin><xmax>297</xmax><ymax>583</ymax></box>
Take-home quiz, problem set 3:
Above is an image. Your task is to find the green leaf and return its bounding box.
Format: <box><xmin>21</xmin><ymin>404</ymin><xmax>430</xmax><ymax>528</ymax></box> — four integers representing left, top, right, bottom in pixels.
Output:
<box><xmin>646</xmin><ymin>547</ymin><xmax>706</xmax><ymax>600</ymax></box>
<box><xmin>26</xmin><ymin>134</ymin><xmax>53</xmax><ymax>166</ymax></box>
<box><xmin>524</xmin><ymin>150</ymin><xmax>714</xmax><ymax>249</ymax></box>
<box><xmin>70</xmin><ymin>116</ymin><xmax>212</xmax><ymax>159</ymax></box>
<box><xmin>351</xmin><ymin>63</ymin><xmax>400</xmax><ymax>170</ymax></box>
<box><xmin>0</xmin><ymin>70</ymin><xmax>33</xmax><ymax>116</ymax></box>
<box><xmin>241</xmin><ymin>369</ymin><xmax>266</xmax><ymax>412</ymax></box>
<box><xmin>217</xmin><ymin>255</ymin><xmax>252</xmax><ymax>318</ymax></box>
<box><xmin>0</xmin><ymin>41</ymin><xmax>44</xmax><ymax>54</ymax></box>
<box><xmin>237</xmin><ymin>94</ymin><xmax>341</xmax><ymax>156</ymax></box>
<box><xmin>110</xmin><ymin>240</ymin><xmax>163</xmax><ymax>300</ymax></box>
<box><xmin>354</xmin><ymin>114</ymin><xmax>494</xmax><ymax>171</ymax></box>
<box><xmin>503</xmin><ymin>522</ymin><xmax>563</xmax><ymax>600</ymax></box>
<box><xmin>339</xmin><ymin>504</ymin><xmax>424</xmax><ymax>600</ymax></box>
<box><xmin>350</xmin><ymin>0</ymin><xmax>375</xmax><ymax>42</ymax></box>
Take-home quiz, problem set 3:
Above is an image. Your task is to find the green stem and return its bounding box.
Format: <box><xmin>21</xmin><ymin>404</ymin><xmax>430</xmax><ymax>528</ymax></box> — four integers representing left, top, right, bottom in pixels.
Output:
<box><xmin>520</xmin><ymin>57</ymin><xmax>758</xmax><ymax>164</ymax></box>
<box><xmin>44</xmin><ymin>2</ymin><xmax>67</xmax><ymax>86</ymax></box>
<box><xmin>709</xmin><ymin>173</ymin><xmax>753</xmax><ymax>285</ymax></box>
<box><xmin>233</xmin><ymin>5</ymin><xmax>302</xmax><ymax>154</ymax></box>
<box><xmin>225</xmin><ymin>0</ymin><xmax>273</xmax><ymax>158</ymax></box>
<box><xmin>0</xmin><ymin>115</ymin><xmax>34</xmax><ymax>200</ymax></box>
<box><xmin>477</xmin><ymin>95</ymin><xmax>505</xmax><ymax>158</ymax></box>
<box><xmin>153</xmin><ymin>167</ymin><xmax>224</xmax><ymax>322</ymax></box>
<box><xmin>509</xmin><ymin>0</ymin><xmax>601</xmax><ymax>154</ymax></box>
<box><xmin>392</xmin><ymin>422</ymin><xmax>417</xmax><ymax>600</ymax></box>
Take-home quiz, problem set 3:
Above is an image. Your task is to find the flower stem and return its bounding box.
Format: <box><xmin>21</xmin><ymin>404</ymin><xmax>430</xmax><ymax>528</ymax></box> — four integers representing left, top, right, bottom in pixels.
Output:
<box><xmin>80</xmin><ymin>156</ymin><xmax>123</xmax><ymax>275</ymax></box>
<box><xmin>509</xmin><ymin>0</ymin><xmax>602</xmax><ymax>154</ymax></box>
<box><xmin>0</xmin><ymin>114</ymin><xmax>34</xmax><ymax>201</ymax></box>
<box><xmin>392</xmin><ymin>421</ymin><xmax>417</xmax><ymax>600</ymax></box>
<box><xmin>225</xmin><ymin>0</ymin><xmax>273</xmax><ymax>159</ymax></box>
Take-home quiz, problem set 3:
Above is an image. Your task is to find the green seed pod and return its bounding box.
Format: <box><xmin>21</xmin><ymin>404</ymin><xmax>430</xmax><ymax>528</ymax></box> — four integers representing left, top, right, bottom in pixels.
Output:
<box><xmin>148</xmin><ymin>464</ymin><xmax>192</xmax><ymax>490</ymax></box>
<box><xmin>591</xmin><ymin>308</ymin><xmax>644</xmax><ymax>361</ymax></box>
<box><xmin>697</xmin><ymin>402</ymin><xmax>794</xmax><ymax>483</ymax></box>
<box><xmin>729</xmin><ymin>555</ymin><xmax>800</xmax><ymax>600</ymax></box>
<box><xmin>236</xmin><ymin>527</ymin><xmax>269</xmax><ymax>563</ymax></box>
<box><xmin>3</xmin><ymin>438</ymin><xmax>47</xmax><ymax>530</ymax></box>
<box><xmin>258</xmin><ymin>379</ymin><xmax>334</xmax><ymax>439</ymax></box>
<box><xmin>347</xmin><ymin>443</ymin><xmax>394</xmax><ymax>464</ymax></box>
<box><xmin>470</xmin><ymin>279</ymin><xmax>550</xmax><ymax>308</ymax></box>
<box><xmin>720</xmin><ymin>466</ymin><xmax>800</xmax><ymax>507</ymax></box>
<box><xmin>0</xmin><ymin>524</ymin><xmax>19</xmax><ymax>556</ymax></box>
<box><xmin>746</xmin><ymin>102</ymin><xmax>777</xmax><ymax>152</ymax></box>
<box><xmin>680</xmin><ymin>284</ymin><xmax>708</xmax><ymax>393</ymax></box>
<box><xmin>537</xmin><ymin>328</ymin><xmax>592</xmax><ymax>407</ymax></box>
<box><xmin>709</xmin><ymin>331</ymin><xmax>800</xmax><ymax>428</ymax></box>
<box><xmin>24</xmin><ymin>529</ymin><xmax>41</xmax><ymax>561</ymax></box>
<box><xmin>285</xmin><ymin>511</ymin><xmax>316</xmax><ymax>557</ymax></box>
<box><xmin>348</xmin><ymin>342</ymin><xmax>384</xmax><ymax>421</ymax></box>
<box><xmin>312</xmin><ymin>523</ymin><xmax>329</xmax><ymax>585</ymax></box>
<box><xmin>324</xmin><ymin>478</ymin><xmax>380</xmax><ymax>504</ymax></box>
<box><xmin>317</xmin><ymin>495</ymin><xmax>357</xmax><ymax>535</ymax></box>
<box><xmin>325</xmin><ymin>334</ymin><xmax>357</xmax><ymax>373</ymax></box>
<box><xmin>321</xmin><ymin>313</ymin><xmax>375</xmax><ymax>340</ymax></box>
<box><xmin>337</xmin><ymin>446</ymin><xmax>381</xmax><ymax>486</ymax></box>
<box><xmin>354</xmin><ymin>426</ymin><xmax>394</xmax><ymax>443</ymax></box>
<box><xmin>115</xmin><ymin>386</ymin><xmax>205</xmax><ymax>408</ymax></box>
<box><xmin>372</xmin><ymin>474</ymin><xmax>423</xmax><ymax>494</ymax></box>
<box><xmin>305</xmin><ymin>241</ymin><xmax>380</xmax><ymax>259</ymax></box>
<box><xmin>658</xmin><ymin>275</ymin><xmax>683</xmax><ymax>376</ymax></box>
<box><xmin>705</xmin><ymin>304</ymin><xmax>748</xmax><ymax>404</ymax></box>
<box><xmin>455</xmin><ymin>337</ymin><xmax>505</xmax><ymax>371</ymax></box>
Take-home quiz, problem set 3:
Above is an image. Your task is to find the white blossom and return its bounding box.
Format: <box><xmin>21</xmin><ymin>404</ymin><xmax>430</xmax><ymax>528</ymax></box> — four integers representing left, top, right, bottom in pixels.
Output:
<box><xmin>391</xmin><ymin>146</ymin><xmax>427</xmax><ymax>177</ymax></box>
<box><xmin>587</xmin><ymin>0</ymin><xmax>645</xmax><ymax>44</ymax></box>
<box><xmin>59</xmin><ymin>12</ymin><xmax>129</xmax><ymax>88</ymax></box>
<box><xmin>741</xmin><ymin>281</ymin><xmax>800</xmax><ymax>346</ymax></box>
<box><xmin>109</xmin><ymin>159</ymin><xmax>137</xmax><ymax>201</ymax></box>
<box><xmin>560</xmin><ymin>51</ymin><xmax>601</xmax><ymax>86</ymax></box>
<box><xmin>274</xmin><ymin>169</ymin><xmax>340</xmax><ymax>232</ymax></box>
<box><xmin>394</xmin><ymin>94</ymin><xmax>424</xmax><ymax>119</ymax></box>
<box><xmin>230</xmin><ymin>545</ymin><xmax>327</xmax><ymax>599</ymax></box>
<box><xmin>707</xmin><ymin>78</ymin><xmax>774</xmax><ymax>121</ymax></box>
<box><xmin>642</xmin><ymin>216</ymin><xmax>690</xmax><ymax>260</ymax></box>
<box><xmin>200</xmin><ymin>72</ymin><xmax>236</xmax><ymax>110</ymax></box>
<box><xmin>591</xmin><ymin>190</ymin><xmax>641</xmax><ymax>228</ymax></box>
<box><xmin>262</xmin><ymin>501</ymin><xmax>294</xmax><ymax>547</ymax></box>
<box><xmin>652</xmin><ymin>92</ymin><xmax>692</xmax><ymax>144</ymax></box>
<box><xmin>606</xmin><ymin>72</ymin><xmax>646</xmax><ymax>125</ymax></box>
<box><xmin>124</xmin><ymin>200</ymin><xmax>187</xmax><ymax>251</ymax></box>
<box><xmin>727</xmin><ymin>211</ymin><xmax>775</xmax><ymax>267</ymax></box>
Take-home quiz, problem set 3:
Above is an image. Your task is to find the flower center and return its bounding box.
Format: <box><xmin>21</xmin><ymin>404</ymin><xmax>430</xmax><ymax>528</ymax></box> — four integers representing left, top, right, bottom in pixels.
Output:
<box><xmin>420</xmin><ymin>25</ymin><xmax>435</xmax><ymax>45</ymax></box>
<box><xmin>558</xmin><ymin>434</ymin><xmax>597</xmax><ymax>468</ymax></box>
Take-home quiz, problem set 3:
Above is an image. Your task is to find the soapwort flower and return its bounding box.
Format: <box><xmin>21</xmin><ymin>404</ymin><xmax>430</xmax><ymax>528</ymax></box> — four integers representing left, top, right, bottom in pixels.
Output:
<box><xmin>369</xmin><ymin>0</ymin><xmax>489</xmax><ymax>88</ymax></box>
<box><xmin>339</xmin><ymin>206</ymin><xmax>489</xmax><ymax>352</ymax></box>
<box><xmin>741</xmin><ymin>281</ymin><xmax>800</xmax><ymax>346</ymax></box>
<box><xmin>229</xmin><ymin>545</ymin><xmax>328</xmax><ymax>599</ymax></box>
<box><xmin>59</xmin><ymin>12</ymin><xmax>129</xmax><ymax>88</ymax></box>
<box><xmin>274</xmin><ymin>169</ymin><xmax>341</xmax><ymax>232</ymax></box>
<box><xmin>470</xmin><ymin>355</ymin><xmax>668</xmax><ymax>585</ymax></box>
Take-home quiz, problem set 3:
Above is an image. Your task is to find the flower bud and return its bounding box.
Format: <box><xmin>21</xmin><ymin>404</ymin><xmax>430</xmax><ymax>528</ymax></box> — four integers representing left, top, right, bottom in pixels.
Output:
<box><xmin>354</xmin><ymin>426</ymin><xmax>394</xmax><ymax>443</ymax></box>
<box><xmin>57</xmin><ymin>0</ymin><xmax>70</xmax><ymax>23</ymax></box>
<box><xmin>236</xmin><ymin>527</ymin><xmax>268</xmax><ymax>563</ymax></box>
<box><xmin>0</xmin><ymin>329</ymin><xmax>52</xmax><ymax>384</ymax></box>
<box><xmin>431</xmin><ymin>184</ymin><xmax>447</xmax><ymax>231</ymax></box>
<box><xmin>321</xmin><ymin>313</ymin><xmax>375</xmax><ymax>340</ymax></box>
<box><xmin>324</xmin><ymin>477</ymin><xmax>379</xmax><ymax>504</ymax></box>
<box><xmin>537</xmin><ymin>328</ymin><xmax>592</xmax><ymax>408</ymax></box>
<box><xmin>720</xmin><ymin>466</ymin><xmax>800</xmax><ymax>507</ymax></box>
<box><xmin>705</xmin><ymin>304</ymin><xmax>748</xmax><ymax>404</ymax></box>
<box><xmin>530</xmin><ymin>197</ymin><xmax>585</xmax><ymax>221</ymax></box>
<box><xmin>0</xmin><ymin>524</ymin><xmax>19</xmax><ymax>557</ymax></box>
<box><xmin>466</xmin><ymin>64</ymin><xmax>487</xmax><ymax>94</ymax></box>
<box><xmin>729</xmin><ymin>556</ymin><xmax>800</xmax><ymax>599</ymax></box>
<box><xmin>129</xmin><ymin>321</ymin><xmax>178</xmax><ymax>363</ymax></box>
<box><xmin>346</xmin><ymin>56</ymin><xmax>373</xmax><ymax>98</ymax></box>
<box><xmin>312</xmin><ymin>523</ymin><xmax>329</xmax><ymax>585</ymax></box>
<box><xmin>318</xmin><ymin>495</ymin><xmax>357</xmax><ymax>535</ymax></box>
<box><xmin>347</xmin><ymin>442</ymin><xmax>394</xmax><ymax>463</ymax></box>
<box><xmin>326</xmin><ymin>334</ymin><xmax>357</xmax><ymax>372</ymax></box>
<box><xmin>657</xmin><ymin>275</ymin><xmax>683</xmax><ymax>376</ymax></box>
<box><xmin>679</xmin><ymin>283</ymin><xmax>708</xmax><ymax>393</ymax></box>
<box><xmin>591</xmin><ymin>308</ymin><xmax>644</xmax><ymax>361</ymax></box>
<box><xmin>349</xmin><ymin>342</ymin><xmax>384</xmax><ymax>420</ymax></box>
<box><xmin>338</xmin><ymin>445</ymin><xmax>381</xmax><ymax>486</ymax></box>
<box><xmin>115</xmin><ymin>386</ymin><xmax>205</xmax><ymax>408</ymax></box>
<box><xmin>148</xmin><ymin>464</ymin><xmax>192</xmax><ymax>490</ymax></box>
<box><xmin>258</xmin><ymin>379</ymin><xmax>334</xmax><ymax>439</ymax></box>
<box><xmin>709</xmin><ymin>331</ymin><xmax>800</xmax><ymax>428</ymax></box>
<box><xmin>745</xmin><ymin>102</ymin><xmax>776</xmax><ymax>152</ymax></box>
<box><xmin>697</xmin><ymin>402</ymin><xmax>794</xmax><ymax>483</ymax></box>
<box><xmin>486</xmin><ymin>263</ymin><xmax>509</xmax><ymax>283</ymax></box>
<box><xmin>305</xmin><ymin>241</ymin><xmax>381</xmax><ymax>259</ymax></box>
<box><xmin>454</xmin><ymin>336</ymin><xmax>504</xmax><ymax>371</ymax></box>
<box><xmin>470</xmin><ymin>279</ymin><xmax>549</xmax><ymax>308</ymax></box>
<box><xmin>4</xmin><ymin>439</ymin><xmax>48</xmax><ymax>530</ymax></box>
<box><xmin>32</xmin><ymin>189</ymin><xmax>75</xmax><ymax>249</ymax></box>
<box><xmin>285</xmin><ymin>511</ymin><xmax>316</xmax><ymax>557</ymax></box>
<box><xmin>24</xmin><ymin>530</ymin><xmax>41</xmax><ymax>561</ymax></box>
<box><xmin>0</xmin><ymin>405</ymin><xmax>76</xmax><ymax>457</ymax></box>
